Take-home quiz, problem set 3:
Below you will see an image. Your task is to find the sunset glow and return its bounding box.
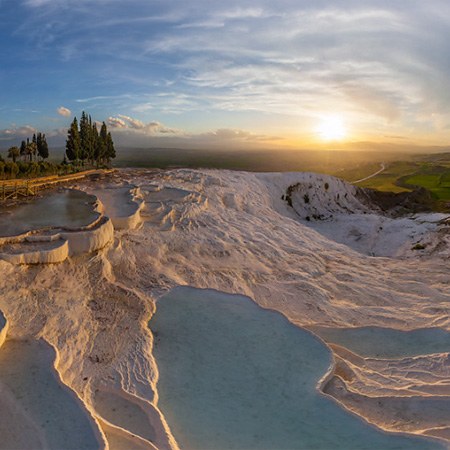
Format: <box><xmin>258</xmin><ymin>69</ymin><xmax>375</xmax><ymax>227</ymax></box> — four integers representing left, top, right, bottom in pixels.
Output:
<box><xmin>1</xmin><ymin>1</ymin><xmax>450</xmax><ymax>150</ymax></box>
<box><xmin>316</xmin><ymin>116</ymin><xmax>347</xmax><ymax>142</ymax></box>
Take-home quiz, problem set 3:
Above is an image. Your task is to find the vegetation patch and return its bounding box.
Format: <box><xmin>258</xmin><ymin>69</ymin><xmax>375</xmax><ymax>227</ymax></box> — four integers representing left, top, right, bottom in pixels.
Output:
<box><xmin>0</xmin><ymin>111</ymin><xmax>116</xmax><ymax>181</ymax></box>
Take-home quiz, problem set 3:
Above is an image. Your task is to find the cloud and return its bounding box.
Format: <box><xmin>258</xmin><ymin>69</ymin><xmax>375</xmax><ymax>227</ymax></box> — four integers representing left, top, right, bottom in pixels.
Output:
<box><xmin>0</xmin><ymin>125</ymin><xmax>37</xmax><ymax>142</ymax></box>
<box><xmin>57</xmin><ymin>106</ymin><xmax>71</xmax><ymax>117</ymax></box>
<box><xmin>201</xmin><ymin>128</ymin><xmax>281</xmax><ymax>142</ymax></box>
<box><xmin>107</xmin><ymin>116</ymin><xmax>127</xmax><ymax>129</ymax></box>
<box><xmin>10</xmin><ymin>0</ymin><xmax>450</xmax><ymax>145</ymax></box>
<box><xmin>118</xmin><ymin>115</ymin><xmax>145</xmax><ymax>130</ymax></box>
<box><xmin>104</xmin><ymin>113</ymin><xmax>283</xmax><ymax>148</ymax></box>
<box><xmin>108</xmin><ymin>115</ymin><xmax>179</xmax><ymax>135</ymax></box>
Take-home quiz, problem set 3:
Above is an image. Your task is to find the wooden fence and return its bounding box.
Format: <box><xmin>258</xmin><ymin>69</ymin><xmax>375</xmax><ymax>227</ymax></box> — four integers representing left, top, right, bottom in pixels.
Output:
<box><xmin>0</xmin><ymin>169</ymin><xmax>113</xmax><ymax>202</ymax></box>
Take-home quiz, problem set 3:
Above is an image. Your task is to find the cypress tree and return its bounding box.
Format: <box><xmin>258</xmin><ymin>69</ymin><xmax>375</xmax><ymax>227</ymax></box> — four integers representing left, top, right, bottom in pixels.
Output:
<box><xmin>32</xmin><ymin>133</ymin><xmax>37</xmax><ymax>161</ymax></box>
<box><xmin>79</xmin><ymin>111</ymin><xmax>90</xmax><ymax>163</ymax></box>
<box><xmin>37</xmin><ymin>132</ymin><xmax>49</xmax><ymax>160</ymax></box>
<box><xmin>88</xmin><ymin>115</ymin><xmax>95</xmax><ymax>164</ymax></box>
<box><xmin>20</xmin><ymin>140</ymin><xmax>27</xmax><ymax>160</ymax></box>
<box><xmin>66</xmin><ymin>117</ymin><xmax>81</xmax><ymax>163</ymax></box>
<box><xmin>106</xmin><ymin>132</ymin><xmax>116</xmax><ymax>162</ymax></box>
<box><xmin>100</xmin><ymin>121</ymin><xmax>108</xmax><ymax>161</ymax></box>
<box><xmin>93</xmin><ymin>123</ymin><xmax>104</xmax><ymax>166</ymax></box>
<box><xmin>65</xmin><ymin>113</ymin><xmax>115</xmax><ymax>166</ymax></box>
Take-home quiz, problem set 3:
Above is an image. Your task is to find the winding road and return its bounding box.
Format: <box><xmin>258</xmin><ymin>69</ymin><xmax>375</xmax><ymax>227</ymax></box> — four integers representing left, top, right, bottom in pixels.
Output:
<box><xmin>352</xmin><ymin>163</ymin><xmax>385</xmax><ymax>184</ymax></box>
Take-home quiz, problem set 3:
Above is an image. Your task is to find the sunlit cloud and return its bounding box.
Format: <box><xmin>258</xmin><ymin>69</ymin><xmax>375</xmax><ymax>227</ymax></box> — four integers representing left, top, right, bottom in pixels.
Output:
<box><xmin>57</xmin><ymin>106</ymin><xmax>71</xmax><ymax>117</ymax></box>
<box><xmin>108</xmin><ymin>115</ymin><xmax>179</xmax><ymax>135</ymax></box>
<box><xmin>2</xmin><ymin>1</ymin><xmax>450</xmax><ymax>147</ymax></box>
<box><xmin>107</xmin><ymin>123</ymin><xmax>283</xmax><ymax>149</ymax></box>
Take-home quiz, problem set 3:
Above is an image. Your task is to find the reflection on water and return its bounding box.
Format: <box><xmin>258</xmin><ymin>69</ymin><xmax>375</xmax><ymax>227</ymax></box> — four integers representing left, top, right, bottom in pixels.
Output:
<box><xmin>0</xmin><ymin>190</ymin><xmax>99</xmax><ymax>237</ymax></box>
<box><xmin>150</xmin><ymin>287</ymin><xmax>441</xmax><ymax>450</ymax></box>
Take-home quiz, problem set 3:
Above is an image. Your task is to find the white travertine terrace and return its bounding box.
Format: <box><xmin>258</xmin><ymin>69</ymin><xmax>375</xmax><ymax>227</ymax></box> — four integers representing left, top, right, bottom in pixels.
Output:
<box><xmin>84</xmin><ymin>185</ymin><xmax>145</xmax><ymax>230</ymax></box>
<box><xmin>0</xmin><ymin>169</ymin><xmax>448</xmax><ymax>450</ymax></box>
<box><xmin>0</xmin><ymin>185</ymin><xmax>145</xmax><ymax>265</ymax></box>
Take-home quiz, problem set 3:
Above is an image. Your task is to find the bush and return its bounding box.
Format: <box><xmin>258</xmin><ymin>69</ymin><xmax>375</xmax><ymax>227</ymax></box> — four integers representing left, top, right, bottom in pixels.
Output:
<box><xmin>4</xmin><ymin>162</ymin><xmax>19</xmax><ymax>179</ymax></box>
<box><xmin>26</xmin><ymin>162</ymin><xmax>40</xmax><ymax>177</ymax></box>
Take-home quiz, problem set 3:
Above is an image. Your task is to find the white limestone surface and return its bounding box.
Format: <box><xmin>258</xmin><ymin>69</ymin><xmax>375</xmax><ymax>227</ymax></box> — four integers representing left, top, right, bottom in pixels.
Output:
<box><xmin>263</xmin><ymin>171</ymin><xmax>449</xmax><ymax>257</ymax></box>
<box><xmin>85</xmin><ymin>185</ymin><xmax>144</xmax><ymax>230</ymax></box>
<box><xmin>0</xmin><ymin>239</ymin><xmax>69</xmax><ymax>265</ymax></box>
<box><xmin>0</xmin><ymin>169</ymin><xmax>448</xmax><ymax>450</ymax></box>
<box><xmin>0</xmin><ymin>191</ymin><xmax>114</xmax><ymax>264</ymax></box>
<box><xmin>60</xmin><ymin>216</ymin><xmax>114</xmax><ymax>256</ymax></box>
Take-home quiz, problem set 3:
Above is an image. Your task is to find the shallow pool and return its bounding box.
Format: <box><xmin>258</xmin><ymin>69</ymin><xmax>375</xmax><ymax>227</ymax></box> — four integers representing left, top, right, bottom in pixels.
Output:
<box><xmin>0</xmin><ymin>189</ymin><xmax>99</xmax><ymax>237</ymax></box>
<box><xmin>143</xmin><ymin>186</ymin><xmax>192</xmax><ymax>203</ymax></box>
<box><xmin>150</xmin><ymin>287</ymin><xmax>441</xmax><ymax>450</ymax></box>
<box><xmin>310</xmin><ymin>326</ymin><xmax>450</xmax><ymax>359</ymax></box>
<box><xmin>0</xmin><ymin>339</ymin><xmax>101</xmax><ymax>450</ymax></box>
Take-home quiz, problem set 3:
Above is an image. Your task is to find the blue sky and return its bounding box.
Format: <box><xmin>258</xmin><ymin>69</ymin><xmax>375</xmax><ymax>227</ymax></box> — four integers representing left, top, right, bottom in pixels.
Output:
<box><xmin>1</xmin><ymin>0</ymin><xmax>450</xmax><ymax>149</ymax></box>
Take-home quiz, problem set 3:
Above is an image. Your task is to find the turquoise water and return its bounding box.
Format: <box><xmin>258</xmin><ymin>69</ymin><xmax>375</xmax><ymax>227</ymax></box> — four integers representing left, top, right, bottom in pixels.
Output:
<box><xmin>0</xmin><ymin>339</ymin><xmax>101</xmax><ymax>449</ymax></box>
<box><xmin>150</xmin><ymin>287</ymin><xmax>441</xmax><ymax>450</ymax></box>
<box><xmin>0</xmin><ymin>190</ymin><xmax>99</xmax><ymax>237</ymax></box>
<box><xmin>311</xmin><ymin>326</ymin><xmax>450</xmax><ymax>359</ymax></box>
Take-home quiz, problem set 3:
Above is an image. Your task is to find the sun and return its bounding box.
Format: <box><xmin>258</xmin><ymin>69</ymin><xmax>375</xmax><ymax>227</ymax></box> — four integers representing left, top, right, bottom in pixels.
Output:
<box><xmin>316</xmin><ymin>116</ymin><xmax>347</xmax><ymax>141</ymax></box>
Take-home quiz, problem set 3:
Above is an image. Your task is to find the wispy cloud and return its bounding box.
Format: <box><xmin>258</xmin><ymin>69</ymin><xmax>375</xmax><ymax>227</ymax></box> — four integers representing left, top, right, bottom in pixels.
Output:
<box><xmin>106</xmin><ymin>114</ymin><xmax>282</xmax><ymax>148</ymax></box>
<box><xmin>3</xmin><ymin>0</ymin><xmax>450</xmax><ymax>146</ymax></box>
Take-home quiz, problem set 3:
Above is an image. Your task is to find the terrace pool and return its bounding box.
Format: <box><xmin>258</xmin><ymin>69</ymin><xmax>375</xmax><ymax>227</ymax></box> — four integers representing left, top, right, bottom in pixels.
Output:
<box><xmin>310</xmin><ymin>326</ymin><xmax>450</xmax><ymax>359</ymax></box>
<box><xmin>0</xmin><ymin>339</ymin><xmax>101</xmax><ymax>449</ymax></box>
<box><xmin>150</xmin><ymin>287</ymin><xmax>441</xmax><ymax>450</ymax></box>
<box><xmin>0</xmin><ymin>189</ymin><xmax>99</xmax><ymax>237</ymax></box>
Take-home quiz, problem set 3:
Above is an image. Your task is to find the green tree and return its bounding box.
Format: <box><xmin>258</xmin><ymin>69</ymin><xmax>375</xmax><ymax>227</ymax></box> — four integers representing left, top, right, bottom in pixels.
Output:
<box><xmin>7</xmin><ymin>146</ymin><xmax>20</xmax><ymax>163</ymax></box>
<box><xmin>37</xmin><ymin>132</ymin><xmax>49</xmax><ymax>160</ymax></box>
<box><xmin>79</xmin><ymin>111</ymin><xmax>91</xmax><ymax>164</ymax></box>
<box><xmin>99</xmin><ymin>122</ymin><xmax>116</xmax><ymax>163</ymax></box>
<box><xmin>26</xmin><ymin>142</ymin><xmax>37</xmax><ymax>162</ymax></box>
<box><xmin>106</xmin><ymin>132</ymin><xmax>116</xmax><ymax>162</ymax></box>
<box><xmin>88</xmin><ymin>115</ymin><xmax>96</xmax><ymax>164</ymax></box>
<box><xmin>92</xmin><ymin>123</ymin><xmax>104</xmax><ymax>166</ymax></box>
<box><xmin>32</xmin><ymin>133</ymin><xmax>37</xmax><ymax>162</ymax></box>
<box><xmin>99</xmin><ymin>121</ymin><xmax>108</xmax><ymax>161</ymax></box>
<box><xmin>66</xmin><ymin>117</ymin><xmax>81</xmax><ymax>163</ymax></box>
<box><xmin>20</xmin><ymin>140</ymin><xmax>27</xmax><ymax>160</ymax></box>
<box><xmin>5</xmin><ymin>161</ymin><xmax>19</xmax><ymax>179</ymax></box>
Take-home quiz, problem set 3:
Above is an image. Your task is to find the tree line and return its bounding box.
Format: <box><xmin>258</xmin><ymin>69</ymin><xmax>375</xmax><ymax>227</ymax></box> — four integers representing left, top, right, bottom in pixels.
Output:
<box><xmin>0</xmin><ymin>111</ymin><xmax>116</xmax><ymax>180</ymax></box>
<box><xmin>66</xmin><ymin>111</ymin><xmax>116</xmax><ymax>165</ymax></box>
<box><xmin>6</xmin><ymin>132</ymin><xmax>49</xmax><ymax>163</ymax></box>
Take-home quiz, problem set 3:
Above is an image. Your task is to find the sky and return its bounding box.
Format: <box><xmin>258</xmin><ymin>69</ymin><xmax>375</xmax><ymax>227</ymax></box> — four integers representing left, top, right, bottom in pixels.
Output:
<box><xmin>1</xmin><ymin>0</ymin><xmax>450</xmax><ymax>150</ymax></box>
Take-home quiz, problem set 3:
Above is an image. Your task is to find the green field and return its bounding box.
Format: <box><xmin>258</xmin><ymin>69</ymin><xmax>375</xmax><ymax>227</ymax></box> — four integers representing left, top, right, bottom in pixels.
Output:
<box><xmin>347</xmin><ymin>156</ymin><xmax>450</xmax><ymax>208</ymax></box>
<box><xmin>402</xmin><ymin>172</ymin><xmax>450</xmax><ymax>200</ymax></box>
<box><xmin>346</xmin><ymin>161</ymin><xmax>419</xmax><ymax>193</ymax></box>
